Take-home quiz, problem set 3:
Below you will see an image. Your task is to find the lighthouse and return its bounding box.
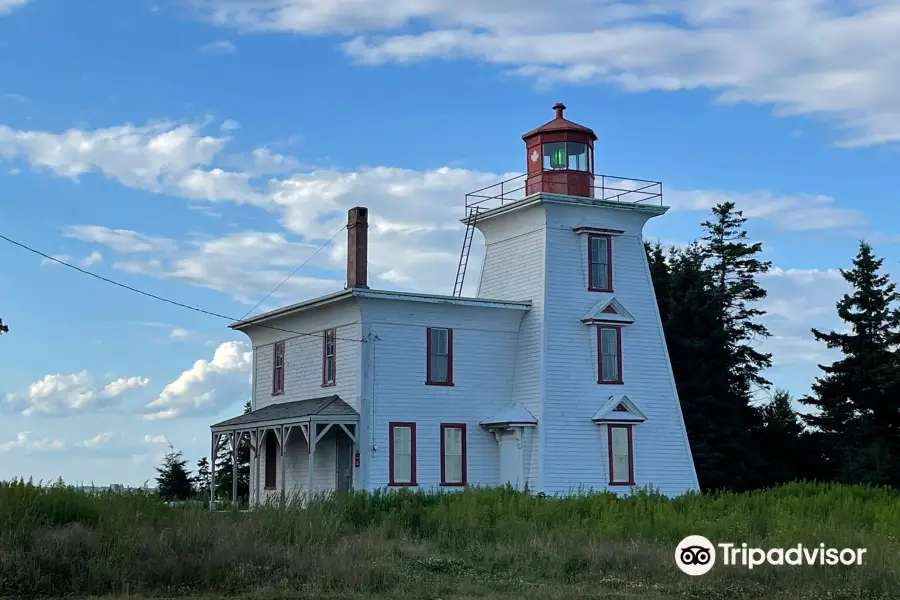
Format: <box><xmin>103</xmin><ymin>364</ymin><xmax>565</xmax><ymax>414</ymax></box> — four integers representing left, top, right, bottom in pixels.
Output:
<box><xmin>463</xmin><ymin>104</ymin><xmax>699</xmax><ymax>495</ymax></box>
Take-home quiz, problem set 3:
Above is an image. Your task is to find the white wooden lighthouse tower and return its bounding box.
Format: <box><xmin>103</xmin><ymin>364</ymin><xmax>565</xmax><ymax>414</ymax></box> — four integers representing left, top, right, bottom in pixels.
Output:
<box><xmin>459</xmin><ymin>104</ymin><xmax>699</xmax><ymax>496</ymax></box>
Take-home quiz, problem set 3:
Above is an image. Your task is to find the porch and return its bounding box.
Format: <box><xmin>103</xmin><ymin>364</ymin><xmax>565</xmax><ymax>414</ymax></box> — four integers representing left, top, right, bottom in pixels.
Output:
<box><xmin>209</xmin><ymin>395</ymin><xmax>359</xmax><ymax>508</ymax></box>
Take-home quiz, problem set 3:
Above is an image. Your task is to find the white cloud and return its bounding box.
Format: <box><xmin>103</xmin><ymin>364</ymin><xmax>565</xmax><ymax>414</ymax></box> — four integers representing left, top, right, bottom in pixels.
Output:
<box><xmin>80</xmin><ymin>432</ymin><xmax>114</xmax><ymax>448</ymax></box>
<box><xmin>0</xmin><ymin>120</ymin><xmax>229</xmax><ymax>191</ymax></box>
<box><xmin>81</xmin><ymin>250</ymin><xmax>103</xmax><ymax>267</ymax></box>
<box><xmin>0</xmin><ymin>432</ymin><xmax>65</xmax><ymax>453</ymax></box>
<box><xmin>220</xmin><ymin>119</ymin><xmax>240</xmax><ymax>131</ymax></box>
<box><xmin>667</xmin><ymin>189</ymin><xmax>868</xmax><ymax>232</ymax></box>
<box><xmin>756</xmin><ymin>266</ymin><xmax>850</xmax><ymax>395</ymax></box>
<box><xmin>144</xmin><ymin>434</ymin><xmax>169</xmax><ymax>444</ymax></box>
<box><xmin>0</xmin><ymin>0</ymin><xmax>29</xmax><ymax>15</ymax></box>
<box><xmin>4</xmin><ymin>371</ymin><xmax>149</xmax><ymax>417</ymax></box>
<box><xmin>142</xmin><ymin>341</ymin><xmax>251</xmax><ymax>420</ymax></box>
<box><xmin>200</xmin><ymin>40</ymin><xmax>237</xmax><ymax>54</ymax></box>
<box><xmin>39</xmin><ymin>250</ymin><xmax>104</xmax><ymax>268</ymax></box>
<box><xmin>65</xmin><ymin>226</ymin><xmax>177</xmax><ymax>253</ymax></box>
<box><xmin>169</xmin><ymin>327</ymin><xmax>192</xmax><ymax>339</ymax></box>
<box><xmin>193</xmin><ymin>0</ymin><xmax>900</xmax><ymax>147</ymax></box>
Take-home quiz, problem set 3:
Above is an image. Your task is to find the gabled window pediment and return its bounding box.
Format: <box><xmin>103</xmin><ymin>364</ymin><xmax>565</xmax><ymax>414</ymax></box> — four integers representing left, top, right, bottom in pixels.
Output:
<box><xmin>591</xmin><ymin>395</ymin><xmax>646</xmax><ymax>423</ymax></box>
<box><xmin>581</xmin><ymin>294</ymin><xmax>635</xmax><ymax>325</ymax></box>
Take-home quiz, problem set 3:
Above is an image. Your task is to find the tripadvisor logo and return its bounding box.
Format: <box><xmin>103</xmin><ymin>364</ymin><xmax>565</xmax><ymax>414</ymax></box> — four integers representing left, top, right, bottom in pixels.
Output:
<box><xmin>675</xmin><ymin>535</ymin><xmax>867</xmax><ymax>576</ymax></box>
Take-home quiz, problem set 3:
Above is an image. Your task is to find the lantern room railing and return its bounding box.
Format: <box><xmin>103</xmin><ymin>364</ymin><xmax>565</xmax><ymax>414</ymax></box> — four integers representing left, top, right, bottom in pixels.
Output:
<box><xmin>464</xmin><ymin>172</ymin><xmax>663</xmax><ymax>214</ymax></box>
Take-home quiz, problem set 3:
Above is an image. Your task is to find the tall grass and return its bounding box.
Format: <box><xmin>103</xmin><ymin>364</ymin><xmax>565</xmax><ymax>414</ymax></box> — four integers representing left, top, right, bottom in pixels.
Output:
<box><xmin>1</xmin><ymin>480</ymin><xmax>898</xmax><ymax>599</ymax></box>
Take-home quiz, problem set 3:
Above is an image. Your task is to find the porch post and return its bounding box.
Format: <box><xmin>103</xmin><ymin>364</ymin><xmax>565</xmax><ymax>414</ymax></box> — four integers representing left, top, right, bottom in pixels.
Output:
<box><xmin>307</xmin><ymin>423</ymin><xmax>316</xmax><ymax>496</ymax></box>
<box><xmin>249</xmin><ymin>430</ymin><xmax>257</xmax><ymax>508</ymax></box>
<box><xmin>254</xmin><ymin>428</ymin><xmax>261</xmax><ymax>506</ymax></box>
<box><xmin>209</xmin><ymin>431</ymin><xmax>217</xmax><ymax>511</ymax></box>
<box><xmin>280</xmin><ymin>424</ymin><xmax>287</xmax><ymax>500</ymax></box>
<box><xmin>231</xmin><ymin>431</ymin><xmax>238</xmax><ymax>507</ymax></box>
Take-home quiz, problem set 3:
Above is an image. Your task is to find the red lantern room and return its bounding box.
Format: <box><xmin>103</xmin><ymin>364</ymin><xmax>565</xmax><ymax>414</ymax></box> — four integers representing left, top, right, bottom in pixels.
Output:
<box><xmin>522</xmin><ymin>103</ymin><xmax>597</xmax><ymax>198</ymax></box>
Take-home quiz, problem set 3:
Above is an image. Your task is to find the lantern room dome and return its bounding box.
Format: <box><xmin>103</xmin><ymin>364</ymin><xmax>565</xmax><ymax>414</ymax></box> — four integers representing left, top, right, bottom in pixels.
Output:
<box><xmin>522</xmin><ymin>103</ymin><xmax>597</xmax><ymax>141</ymax></box>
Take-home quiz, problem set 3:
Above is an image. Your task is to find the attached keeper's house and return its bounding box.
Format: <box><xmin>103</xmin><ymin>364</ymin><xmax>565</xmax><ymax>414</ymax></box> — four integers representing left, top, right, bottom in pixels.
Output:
<box><xmin>210</xmin><ymin>104</ymin><xmax>699</xmax><ymax>505</ymax></box>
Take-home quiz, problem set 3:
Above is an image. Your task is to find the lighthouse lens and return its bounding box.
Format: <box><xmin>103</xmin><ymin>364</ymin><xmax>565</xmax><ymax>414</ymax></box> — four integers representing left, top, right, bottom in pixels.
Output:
<box><xmin>542</xmin><ymin>142</ymin><xmax>567</xmax><ymax>170</ymax></box>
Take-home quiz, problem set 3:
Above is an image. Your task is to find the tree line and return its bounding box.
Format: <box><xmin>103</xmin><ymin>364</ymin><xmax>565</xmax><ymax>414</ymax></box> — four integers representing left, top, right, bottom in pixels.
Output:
<box><xmin>156</xmin><ymin>201</ymin><xmax>900</xmax><ymax>498</ymax></box>
<box><xmin>649</xmin><ymin>201</ymin><xmax>900</xmax><ymax>491</ymax></box>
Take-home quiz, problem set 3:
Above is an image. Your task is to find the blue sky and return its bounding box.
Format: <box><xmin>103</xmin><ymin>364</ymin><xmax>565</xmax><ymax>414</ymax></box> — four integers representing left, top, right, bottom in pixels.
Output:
<box><xmin>1</xmin><ymin>0</ymin><xmax>899</xmax><ymax>485</ymax></box>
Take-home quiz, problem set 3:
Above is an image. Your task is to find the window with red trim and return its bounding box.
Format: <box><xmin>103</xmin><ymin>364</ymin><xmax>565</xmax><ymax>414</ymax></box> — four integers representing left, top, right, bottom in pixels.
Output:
<box><xmin>389</xmin><ymin>422</ymin><xmax>416</xmax><ymax>486</ymax></box>
<box><xmin>272</xmin><ymin>341</ymin><xmax>285</xmax><ymax>395</ymax></box>
<box><xmin>322</xmin><ymin>328</ymin><xmax>336</xmax><ymax>386</ymax></box>
<box><xmin>607</xmin><ymin>424</ymin><xmax>634</xmax><ymax>485</ymax></box>
<box><xmin>440</xmin><ymin>423</ymin><xmax>467</xmax><ymax>486</ymax></box>
<box><xmin>426</xmin><ymin>327</ymin><xmax>453</xmax><ymax>385</ymax></box>
<box><xmin>588</xmin><ymin>234</ymin><xmax>613</xmax><ymax>292</ymax></box>
<box><xmin>598</xmin><ymin>327</ymin><xmax>622</xmax><ymax>384</ymax></box>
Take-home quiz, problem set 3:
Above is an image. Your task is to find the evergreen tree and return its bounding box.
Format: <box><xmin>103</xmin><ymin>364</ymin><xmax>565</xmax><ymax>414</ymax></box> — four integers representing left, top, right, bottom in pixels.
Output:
<box><xmin>236</xmin><ymin>399</ymin><xmax>252</xmax><ymax>501</ymax></box>
<box><xmin>215</xmin><ymin>400</ymin><xmax>253</xmax><ymax>502</ymax></box>
<box><xmin>214</xmin><ymin>438</ymin><xmax>234</xmax><ymax>500</ymax></box>
<box><xmin>155</xmin><ymin>446</ymin><xmax>194</xmax><ymax>501</ymax></box>
<box><xmin>194</xmin><ymin>456</ymin><xmax>211</xmax><ymax>496</ymax></box>
<box><xmin>656</xmin><ymin>243</ymin><xmax>739</xmax><ymax>492</ymax></box>
<box><xmin>645</xmin><ymin>241</ymin><xmax>671</xmax><ymax>325</ymax></box>
<box><xmin>756</xmin><ymin>389</ymin><xmax>809</xmax><ymax>485</ymax></box>
<box><xmin>799</xmin><ymin>241</ymin><xmax>900</xmax><ymax>486</ymax></box>
<box><xmin>701</xmin><ymin>202</ymin><xmax>773</xmax><ymax>396</ymax></box>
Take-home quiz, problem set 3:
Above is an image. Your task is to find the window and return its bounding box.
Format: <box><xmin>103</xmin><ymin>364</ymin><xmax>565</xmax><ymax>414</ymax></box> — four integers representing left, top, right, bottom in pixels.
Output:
<box><xmin>272</xmin><ymin>341</ymin><xmax>285</xmax><ymax>395</ymax></box>
<box><xmin>389</xmin><ymin>423</ymin><xmax>416</xmax><ymax>486</ymax></box>
<box><xmin>426</xmin><ymin>327</ymin><xmax>453</xmax><ymax>385</ymax></box>
<box><xmin>588</xmin><ymin>234</ymin><xmax>612</xmax><ymax>291</ymax></box>
<box><xmin>567</xmin><ymin>142</ymin><xmax>587</xmax><ymax>170</ymax></box>
<box><xmin>598</xmin><ymin>327</ymin><xmax>622</xmax><ymax>384</ymax></box>
<box><xmin>542</xmin><ymin>142</ymin><xmax>591</xmax><ymax>172</ymax></box>
<box><xmin>264</xmin><ymin>430</ymin><xmax>278</xmax><ymax>489</ymax></box>
<box><xmin>440</xmin><ymin>424</ymin><xmax>467</xmax><ymax>486</ymax></box>
<box><xmin>607</xmin><ymin>425</ymin><xmax>634</xmax><ymax>485</ymax></box>
<box><xmin>322</xmin><ymin>328</ymin><xmax>336</xmax><ymax>386</ymax></box>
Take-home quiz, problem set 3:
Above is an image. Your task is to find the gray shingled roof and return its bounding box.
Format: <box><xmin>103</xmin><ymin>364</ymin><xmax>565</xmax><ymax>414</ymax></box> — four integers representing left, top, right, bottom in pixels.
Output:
<box><xmin>211</xmin><ymin>395</ymin><xmax>358</xmax><ymax>429</ymax></box>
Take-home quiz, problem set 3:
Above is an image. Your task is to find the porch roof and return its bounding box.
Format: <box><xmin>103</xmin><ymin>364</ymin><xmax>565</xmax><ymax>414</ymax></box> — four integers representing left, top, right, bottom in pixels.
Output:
<box><xmin>211</xmin><ymin>395</ymin><xmax>358</xmax><ymax>431</ymax></box>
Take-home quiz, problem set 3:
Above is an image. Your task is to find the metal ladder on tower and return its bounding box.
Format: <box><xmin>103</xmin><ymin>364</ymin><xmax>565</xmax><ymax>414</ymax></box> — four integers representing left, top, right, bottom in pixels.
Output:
<box><xmin>452</xmin><ymin>206</ymin><xmax>480</xmax><ymax>297</ymax></box>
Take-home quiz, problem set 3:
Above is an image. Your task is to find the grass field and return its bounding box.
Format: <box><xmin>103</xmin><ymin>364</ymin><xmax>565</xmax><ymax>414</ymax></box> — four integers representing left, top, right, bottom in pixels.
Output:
<box><xmin>1</xmin><ymin>481</ymin><xmax>898</xmax><ymax>599</ymax></box>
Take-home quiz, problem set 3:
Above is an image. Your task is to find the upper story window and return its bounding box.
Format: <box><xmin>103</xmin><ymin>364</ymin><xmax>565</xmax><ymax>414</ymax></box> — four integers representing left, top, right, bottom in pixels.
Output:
<box><xmin>272</xmin><ymin>341</ymin><xmax>285</xmax><ymax>395</ymax></box>
<box><xmin>588</xmin><ymin>234</ymin><xmax>612</xmax><ymax>292</ymax></box>
<box><xmin>322</xmin><ymin>328</ymin><xmax>336</xmax><ymax>386</ymax></box>
<box><xmin>542</xmin><ymin>142</ymin><xmax>590</xmax><ymax>172</ymax></box>
<box><xmin>607</xmin><ymin>424</ymin><xmax>634</xmax><ymax>485</ymax></box>
<box><xmin>598</xmin><ymin>326</ymin><xmax>622</xmax><ymax>384</ymax></box>
<box><xmin>426</xmin><ymin>327</ymin><xmax>454</xmax><ymax>386</ymax></box>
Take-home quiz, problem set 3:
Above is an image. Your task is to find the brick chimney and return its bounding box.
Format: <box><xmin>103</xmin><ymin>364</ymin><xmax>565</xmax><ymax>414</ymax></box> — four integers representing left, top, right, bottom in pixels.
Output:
<box><xmin>346</xmin><ymin>206</ymin><xmax>369</xmax><ymax>289</ymax></box>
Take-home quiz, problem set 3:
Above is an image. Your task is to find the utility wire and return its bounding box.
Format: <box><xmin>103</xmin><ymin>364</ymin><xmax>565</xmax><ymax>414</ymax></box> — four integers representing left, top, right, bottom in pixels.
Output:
<box><xmin>0</xmin><ymin>233</ymin><xmax>363</xmax><ymax>343</ymax></box>
<box><xmin>238</xmin><ymin>225</ymin><xmax>346</xmax><ymax>321</ymax></box>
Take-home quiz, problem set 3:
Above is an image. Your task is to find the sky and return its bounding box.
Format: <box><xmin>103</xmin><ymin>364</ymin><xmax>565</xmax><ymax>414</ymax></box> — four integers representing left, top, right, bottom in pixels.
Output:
<box><xmin>1</xmin><ymin>0</ymin><xmax>899</xmax><ymax>486</ymax></box>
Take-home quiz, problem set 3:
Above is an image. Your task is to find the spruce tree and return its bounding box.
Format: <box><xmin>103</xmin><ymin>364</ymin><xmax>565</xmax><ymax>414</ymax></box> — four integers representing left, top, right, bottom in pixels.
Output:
<box><xmin>800</xmin><ymin>241</ymin><xmax>900</xmax><ymax>485</ymax></box>
<box><xmin>756</xmin><ymin>389</ymin><xmax>808</xmax><ymax>485</ymax></box>
<box><xmin>155</xmin><ymin>447</ymin><xmax>194</xmax><ymax>501</ymax></box>
<box><xmin>645</xmin><ymin>241</ymin><xmax>671</xmax><ymax>325</ymax></box>
<box><xmin>194</xmin><ymin>456</ymin><xmax>211</xmax><ymax>496</ymax></box>
<box><xmin>653</xmin><ymin>243</ymin><xmax>738</xmax><ymax>492</ymax></box>
<box><xmin>215</xmin><ymin>400</ymin><xmax>253</xmax><ymax>503</ymax></box>
<box><xmin>701</xmin><ymin>202</ymin><xmax>773</xmax><ymax>395</ymax></box>
<box><xmin>699</xmin><ymin>202</ymin><xmax>772</xmax><ymax>490</ymax></box>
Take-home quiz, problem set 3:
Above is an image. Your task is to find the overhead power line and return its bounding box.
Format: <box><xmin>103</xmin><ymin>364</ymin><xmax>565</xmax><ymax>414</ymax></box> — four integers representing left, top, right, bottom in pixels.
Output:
<box><xmin>238</xmin><ymin>225</ymin><xmax>346</xmax><ymax>321</ymax></box>
<box><xmin>0</xmin><ymin>232</ymin><xmax>363</xmax><ymax>343</ymax></box>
